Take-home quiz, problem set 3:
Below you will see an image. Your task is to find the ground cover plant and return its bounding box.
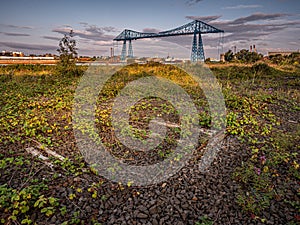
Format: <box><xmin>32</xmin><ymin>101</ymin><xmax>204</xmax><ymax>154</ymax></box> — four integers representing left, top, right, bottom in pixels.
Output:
<box><xmin>0</xmin><ymin>62</ymin><xmax>299</xmax><ymax>224</ymax></box>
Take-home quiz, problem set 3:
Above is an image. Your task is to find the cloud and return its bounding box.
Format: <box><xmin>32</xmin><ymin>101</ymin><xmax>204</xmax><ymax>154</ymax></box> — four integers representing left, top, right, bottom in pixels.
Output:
<box><xmin>42</xmin><ymin>36</ymin><xmax>61</xmax><ymax>41</ymax></box>
<box><xmin>213</xmin><ymin>21</ymin><xmax>299</xmax><ymax>34</ymax></box>
<box><xmin>0</xmin><ymin>41</ymin><xmax>56</xmax><ymax>51</ymax></box>
<box><xmin>79</xmin><ymin>22</ymin><xmax>88</xmax><ymax>26</ymax></box>
<box><xmin>223</xmin><ymin>4</ymin><xmax>262</xmax><ymax>10</ymax></box>
<box><xmin>61</xmin><ymin>24</ymin><xmax>72</xmax><ymax>28</ymax></box>
<box><xmin>81</xmin><ymin>22</ymin><xmax>118</xmax><ymax>33</ymax></box>
<box><xmin>231</xmin><ymin>12</ymin><xmax>290</xmax><ymax>24</ymax></box>
<box><xmin>93</xmin><ymin>40</ymin><xmax>114</xmax><ymax>46</ymax></box>
<box><xmin>102</xmin><ymin>26</ymin><xmax>118</xmax><ymax>33</ymax></box>
<box><xmin>185</xmin><ymin>15</ymin><xmax>222</xmax><ymax>22</ymax></box>
<box><xmin>288</xmin><ymin>41</ymin><xmax>299</xmax><ymax>46</ymax></box>
<box><xmin>186</xmin><ymin>0</ymin><xmax>203</xmax><ymax>5</ymax></box>
<box><xmin>142</xmin><ymin>28</ymin><xmax>161</xmax><ymax>33</ymax></box>
<box><xmin>0</xmin><ymin>24</ymin><xmax>33</xmax><ymax>29</ymax></box>
<box><xmin>181</xmin><ymin>13</ymin><xmax>294</xmax><ymax>45</ymax></box>
<box><xmin>50</xmin><ymin>23</ymin><xmax>120</xmax><ymax>55</ymax></box>
<box><xmin>52</xmin><ymin>23</ymin><xmax>117</xmax><ymax>42</ymax></box>
<box><xmin>0</xmin><ymin>32</ymin><xmax>30</xmax><ymax>37</ymax></box>
<box><xmin>52</xmin><ymin>27</ymin><xmax>72</xmax><ymax>35</ymax></box>
<box><xmin>206</xmin><ymin>12</ymin><xmax>298</xmax><ymax>37</ymax></box>
<box><xmin>223</xmin><ymin>31</ymin><xmax>269</xmax><ymax>42</ymax></box>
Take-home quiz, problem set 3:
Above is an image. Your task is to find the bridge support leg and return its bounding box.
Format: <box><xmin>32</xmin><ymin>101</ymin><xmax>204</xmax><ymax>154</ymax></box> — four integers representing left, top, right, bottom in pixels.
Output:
<box><xmin>191</xmin><ymin>32</ymin><xmax>198</xmax><ymax>62</ymax></box>
<box><xmin>128</xmin><ymin>40</ymin><xmax>133</xmax><ymax>58</ymax></box>
<box><xmin>121</xmin><ymin>40</ymin><xmax>127</xmax><ymax>61</ymax></box>
<box><xmin>191</xmin><ymin>32</ymin><xmax>205</xmax><ymax>62</ymax></box>
<box><xmin>197</xmin><ymin>33</ymin><xmax>205</xmax><ymax>61</ymax></box>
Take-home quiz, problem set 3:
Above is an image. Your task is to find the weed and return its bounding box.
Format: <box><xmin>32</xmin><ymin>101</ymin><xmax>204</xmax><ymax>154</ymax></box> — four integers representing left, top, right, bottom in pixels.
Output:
<box><xmin>195</xmin><ymin>215</ymin><xmax>214</xmax><ymax>225</ymax></box>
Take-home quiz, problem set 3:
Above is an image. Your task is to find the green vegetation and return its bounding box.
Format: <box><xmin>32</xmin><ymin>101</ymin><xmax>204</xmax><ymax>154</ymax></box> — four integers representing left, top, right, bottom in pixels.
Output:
<box><xmin>223</xmin><ymin>49</ymin><xmax>300</xmax><ymax>66</ymax></box>
<box><xmin>56</xmin><ymin>30</ymin><xmax>83</xmax><ymax>77</ymax></box>
<box><xmin>269</xmin><ymin>52</ymin><xmax>300</xmax><ymax>66</ymax></box>
<box><xmin>212</xmin><ymin>63</ymin><xmax>299</xmax><ymax>222</ymax></box>
<box><xmin>224</xmin><ymin>49</ymin><xmax>263</xmax><ymax>63</ymax></box>
<box><xmin>0</xmin><ymin>154</ymin><xmax>57</xmax><ymax>224</ymax></box>
<box><xmin>195</xmin><ymin>215</ymin><xmax>214</xmax><ymax>225</ymax></box>
<box><xmin>0</xmin><ymin>62</ymin><xmax>299</xmax><ymax>224</ymax></box>
<box><xmin>0</xmin><ymin>64</ymin><xmax>55</xmax><ymax>76</ymax></box>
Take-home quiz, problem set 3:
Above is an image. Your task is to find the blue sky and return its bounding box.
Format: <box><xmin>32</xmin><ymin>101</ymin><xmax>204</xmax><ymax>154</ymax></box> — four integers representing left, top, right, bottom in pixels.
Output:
<box><xmin>0</xmin><ymin>0</ymin><xmax>299</xmax><ymax>59</ymax></box>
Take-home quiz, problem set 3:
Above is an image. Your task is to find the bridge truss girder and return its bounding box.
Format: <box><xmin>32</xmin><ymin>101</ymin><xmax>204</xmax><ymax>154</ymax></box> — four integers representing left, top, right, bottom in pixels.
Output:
<box><xmin>114</xmin><ymin>20</ymin><xmax>224</xmax><ymax>62</ymax></box>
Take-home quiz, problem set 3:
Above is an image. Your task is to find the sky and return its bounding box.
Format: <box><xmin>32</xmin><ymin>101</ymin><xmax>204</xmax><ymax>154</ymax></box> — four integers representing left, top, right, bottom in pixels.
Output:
<box><xmin>0</xmin><ymin>0</ymin><xmax>299</xmax><ymax>59</ymax></box>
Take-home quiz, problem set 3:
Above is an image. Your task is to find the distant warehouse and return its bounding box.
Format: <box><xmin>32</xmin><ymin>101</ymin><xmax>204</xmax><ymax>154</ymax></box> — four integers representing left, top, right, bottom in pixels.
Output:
<box><xmin>0</xmin><ymin>51</ymin><xmax>57</xmax><ymax>64</ymax></box>
<box><xmin>0</xmin><ymin>56</ymin><xmax>55</xmax><ymax>60</ymax></box>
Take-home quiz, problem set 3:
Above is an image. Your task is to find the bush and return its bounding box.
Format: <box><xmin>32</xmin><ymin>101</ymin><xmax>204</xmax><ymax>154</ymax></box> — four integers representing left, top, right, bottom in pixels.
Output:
<box><xmin>251</xmin><ymin>63</ymin><xmax>272</xmax><ymax>75</ymax></box>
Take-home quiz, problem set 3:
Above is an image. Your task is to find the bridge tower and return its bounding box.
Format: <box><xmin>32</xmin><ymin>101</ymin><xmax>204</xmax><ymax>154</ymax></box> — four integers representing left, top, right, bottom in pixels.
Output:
<box><xmin>191</xmin><ymin>21</ymin><xmax>205</xmax><ymax>62</ymax></box>
<box><xmin>197</xmin><ymin>33</ymin><xmax>205</xmax><ymax>61</ymax></box>
<box><xmin>191</xmin><ymin>32</ymin><xmax>205</xmax><ymax>62</ymax></box>
<box><xmin>128</xmin><ymin>40</ymin><xmax>133</xmax><ymax>58</ymax></box>
<box><xmin>121</xmin><ymin>40</ymin><xmax>127</xmax><ymax>61</ymax></box>
<box><xmin>120</xmin><ymin>39</ymin><xmax>134</xmax><ymax>60</ymax></box>
<box><xmin>191</xmin><ymin>31</ymin><xmax>197</xmax><ymax>62</ymax></box>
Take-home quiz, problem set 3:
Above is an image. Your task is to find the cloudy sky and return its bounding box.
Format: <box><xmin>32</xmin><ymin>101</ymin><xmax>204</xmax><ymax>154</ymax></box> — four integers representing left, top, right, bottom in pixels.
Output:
<box><xmin>0</xmin><ymin>0</ymin><xmax>299</xmax><ymax>59</ymax></box>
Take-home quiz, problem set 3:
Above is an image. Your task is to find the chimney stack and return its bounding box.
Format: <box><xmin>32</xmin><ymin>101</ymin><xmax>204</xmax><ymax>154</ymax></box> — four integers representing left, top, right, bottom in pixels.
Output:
<box><xmin>110</xmin><ymin>47</ymin><xmax>114</xmax><ymax>62</ymax></box>
<box><xmin>110</xmin><ymin>47</ymin><xmax>114</xmax><ymax>58</ymax></box>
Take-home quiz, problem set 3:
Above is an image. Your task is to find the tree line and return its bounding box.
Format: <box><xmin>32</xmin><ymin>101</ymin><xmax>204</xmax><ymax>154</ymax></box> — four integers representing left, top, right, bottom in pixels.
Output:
<box><xmin>223</xmin><ymin>49</ymin><xmax>300</xmax><ymax>65</ymax></box>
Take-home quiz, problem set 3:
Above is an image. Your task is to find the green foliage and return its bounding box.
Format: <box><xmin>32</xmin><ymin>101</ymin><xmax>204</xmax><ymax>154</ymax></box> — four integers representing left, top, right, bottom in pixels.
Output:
<box><xmin>269</xmin><ymin>53</ymin><xmax>300</xmax><ymax>65</ymax></box>
<box><xmin>224</xmin><ymin>48</ymin><xmax>263</xmax><ymax>63</ymax></box>
<box><xmin>54</xmin><ymin>157</ymin><xmax>85</xmax><ymax>176</ymax></box>
<box><xmin>224</xmin><ymin>49</ymin><xmax>234</xmax><ymax>62</ymax></box>
<box><xmin>269</xmin><ymin>54</ymin><xmax>285</xmax><ymax>65</ymax></box>
<box><xmin>0</xmin><ymin>64</ymin><xmax>55</xmax><ymax>76</ymax></box>
<box><xmin>195</xmin><ymin>215</ymin><xmax>213</xmax><ymax>225</ymax></box>
<box><xmin>251</xmin><ymin>63</ymin><xmax>272</xmax><ymax>76</ymax></box>
<box><xmin>216</xmin><ymin>64</ymin><xmax>300</xmax><ymax>223</ymax></box>
<box><xmin>0</xmin><ymin>182</ymin><xmax>54</xmax><ymax>222</ymax></box>
<box><xmin>70</xmin><ymin>211</ymin><xmax>82</xmax><ymax>224</ymax></box>
<box><xmin>56</xmin><ymin>30</ymin><xmax>83</xmax><ymax>77</ymax></box>
<box><xmin>0</xmin><ymin>71</ymin><xmax>76</xmax><ymax>145</ymax></box>
<box><xmin>235</xmin><ymin>49</ymin><xmax>263</xmax><ymax>63</ymax></box>
<box><xmin>269</xmin><ymin>52</ymin><xmax>300</xmax><ymax>65</ymax></box>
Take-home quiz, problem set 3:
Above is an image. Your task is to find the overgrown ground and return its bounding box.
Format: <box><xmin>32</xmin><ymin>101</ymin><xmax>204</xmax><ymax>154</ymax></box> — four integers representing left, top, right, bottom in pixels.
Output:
<box><xmin>0</xmin><ymin>63</ymin><xmax>299</xmax><ymax>224</ymax></box>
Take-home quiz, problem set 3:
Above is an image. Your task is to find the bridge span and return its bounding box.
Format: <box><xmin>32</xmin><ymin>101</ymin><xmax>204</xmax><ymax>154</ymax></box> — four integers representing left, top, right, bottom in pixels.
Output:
<box><xmin>113</xmin><ymin>20</ymin><xmax>224</xmax><ymax>62</ymax></box>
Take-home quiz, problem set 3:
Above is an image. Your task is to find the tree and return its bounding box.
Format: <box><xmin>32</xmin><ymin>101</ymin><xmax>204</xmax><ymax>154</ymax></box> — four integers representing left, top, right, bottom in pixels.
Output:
<box><xmin>56</xmin><ymin>30</ymin><xmax>81</xmax><ymax>76</ymax></box>
<box><xmin>224</xmin><ymin>50</ymin><xmax>234</xmax><ymax>62</ymax></box>
<box><xmin>287</xmin><ymin>52</ymin><xmax>300</xmax><ymax>65</ymax></box>
<box><xmin>235</xmin><ymin>49</ymin><xmax>262</xmax><ymax>63</ymax></box>
<box><xmin>235</xmin><ymin>49</ymin><xmax>249</xmax><ymax>62</ymax></box>
<box><xmin>204</xmin><ymin>58</ymin><xmax>211</xmax><ymax>63</ymax></box>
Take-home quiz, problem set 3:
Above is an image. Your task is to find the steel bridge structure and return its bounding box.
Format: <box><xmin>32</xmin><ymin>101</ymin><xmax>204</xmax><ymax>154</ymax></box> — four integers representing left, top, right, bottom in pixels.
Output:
<box><xmin>113</xmin><ymin>20</ymin><xmax>224</xmax><ymax>62</ymax></box>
